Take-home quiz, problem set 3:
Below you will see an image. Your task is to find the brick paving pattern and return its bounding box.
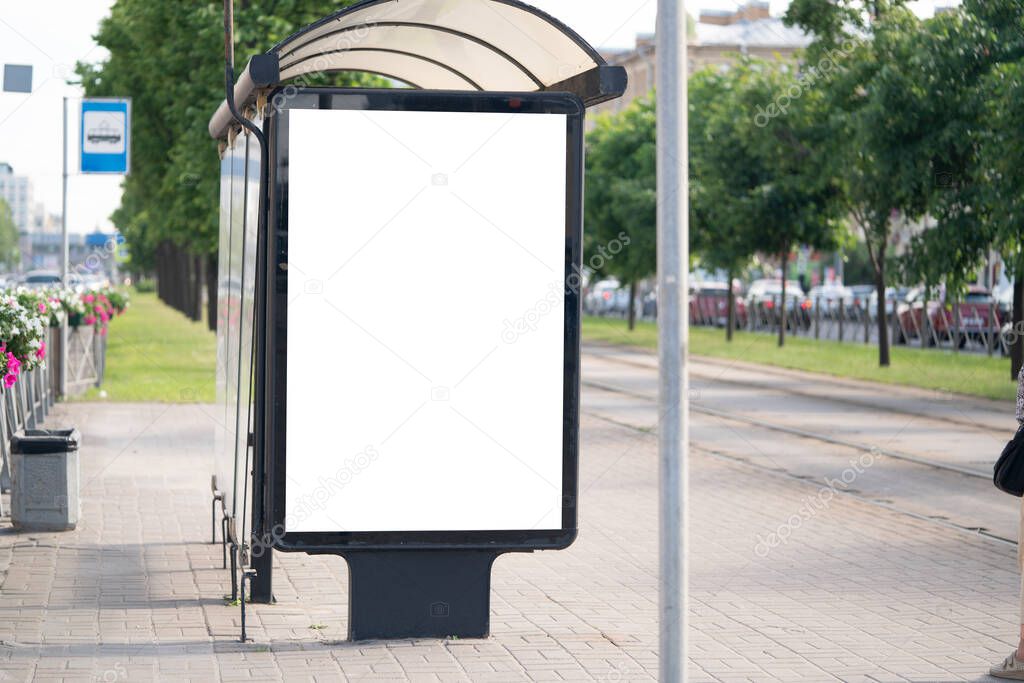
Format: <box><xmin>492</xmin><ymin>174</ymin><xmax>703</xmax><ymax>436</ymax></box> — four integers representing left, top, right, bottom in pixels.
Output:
<box><xmin>0</xmin><ymin>401</ymin><xmax>1015</xmax><ymax>681</ymax></box>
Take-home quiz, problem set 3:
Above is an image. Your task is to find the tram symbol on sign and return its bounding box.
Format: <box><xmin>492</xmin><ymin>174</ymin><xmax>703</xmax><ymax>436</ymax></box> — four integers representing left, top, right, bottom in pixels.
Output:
<box><xmin>87</xmin><ymin>120</ymin><xmax>122</xmax><ymax>145</ymax></box>
<box><xmin>81</xmin><ymin>109</ymin><xmax>127</xmax><ymax>156</ymax></box>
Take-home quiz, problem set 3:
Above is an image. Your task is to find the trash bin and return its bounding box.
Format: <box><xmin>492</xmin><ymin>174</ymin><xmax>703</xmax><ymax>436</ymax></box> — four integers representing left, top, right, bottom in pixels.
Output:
<box><xmin>10</xmin><ymin>428</ymin><xmax>81</xmax><ymax>531</ymax></box>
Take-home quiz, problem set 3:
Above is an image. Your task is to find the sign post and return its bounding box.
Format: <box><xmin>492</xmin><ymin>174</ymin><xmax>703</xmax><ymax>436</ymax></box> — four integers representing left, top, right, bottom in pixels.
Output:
<box><xmin>59</xmin><ymin>97</ymin><xmax>130</xmax><ymax>397</ymax></box>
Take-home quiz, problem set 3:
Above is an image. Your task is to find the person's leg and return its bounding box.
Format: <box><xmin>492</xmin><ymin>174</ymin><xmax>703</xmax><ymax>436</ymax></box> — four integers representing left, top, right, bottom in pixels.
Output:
<box><xmin>991</xmin><ymin>506</ymin><xmax>1024</xmax><ymax>676</ymax></box>
<box><xmin>1018</xmin><ymin>500</ymin><xmax>1024</xmax><ymax>659</ymax></box>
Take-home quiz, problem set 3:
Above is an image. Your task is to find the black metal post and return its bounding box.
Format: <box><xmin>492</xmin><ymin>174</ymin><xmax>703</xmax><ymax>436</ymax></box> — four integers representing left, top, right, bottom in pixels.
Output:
<box><xmin>240</xmin><ymin>570</ymin><xmax>257</xmax><ymax>642</ymax></box>
<box><xmin>814</xmin><ymin>297</ymin><xmax>820</xmax><ymax>340</ymax></box>
<box><xmin>838</xmin><ymin>299</ymin><xmax>845</xmax><ymax>342</ymax></box>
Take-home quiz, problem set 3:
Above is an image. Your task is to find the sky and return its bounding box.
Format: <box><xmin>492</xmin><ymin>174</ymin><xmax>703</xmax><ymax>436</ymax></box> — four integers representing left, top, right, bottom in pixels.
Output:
<box><xmin>0</xmin><ymin>0</ymin><xmax>961</xmax><ymax>236</ymax></box>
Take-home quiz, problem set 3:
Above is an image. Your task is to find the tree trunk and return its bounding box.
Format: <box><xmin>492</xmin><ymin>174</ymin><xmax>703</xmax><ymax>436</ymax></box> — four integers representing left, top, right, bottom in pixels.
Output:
<box><xmin>726</xmin><ymin>267</ymin><xmax>735</xmax><ymax>343</ymax></box>
<box><xmin>627</xmin><ymin>281</ymin><xmax>637</xmax><ymax>331</ymax></box>
<box><xmin>1013</xmin><ymin>268</ymin><xmax>1023</xmax><ymax>380</ymax></box>
<box><xmin>875</xmin><ymin>260</ymin><xmax>890</xmax><ymax>367</ymax></box>
<box><xmin>206</xmin><ymin>253</ymin><xmax>218</xmax><ymax>332</ymax></box>
<box><xmin>191</xmin><ymin>253</ymin><xmax>203</xmax><ymax>322</ymax></box>
<box><xmin>778</xmin><ymin>252</ymin><xmax>788</xmax><ymax>348</ymax></box>
<box><xmin>156</xmin><ymin>242</ymin><xmax>168</xmax><ymax>305</ymax></box>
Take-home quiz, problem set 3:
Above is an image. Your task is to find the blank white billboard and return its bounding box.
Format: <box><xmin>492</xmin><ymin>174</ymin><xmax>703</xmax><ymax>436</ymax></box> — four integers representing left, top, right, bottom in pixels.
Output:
<box><xmin>285</xmin><ymin>108</ymin><xmax>568</xmax><ymax>533</ymax></box>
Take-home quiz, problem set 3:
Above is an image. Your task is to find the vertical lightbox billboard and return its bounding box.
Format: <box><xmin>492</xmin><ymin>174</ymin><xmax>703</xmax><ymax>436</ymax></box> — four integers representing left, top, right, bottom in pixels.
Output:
<box><xmin>270</xmin><ymin>90</ymin><xmax>582</xmax><ymax>550</ymax></box>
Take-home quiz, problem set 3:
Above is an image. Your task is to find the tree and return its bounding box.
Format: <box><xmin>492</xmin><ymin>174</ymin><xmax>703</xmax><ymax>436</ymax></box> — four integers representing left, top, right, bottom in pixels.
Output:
<box><xmin>584</xmin><ymin>96</ymin><xmax>656</xmax><ymax>330</ymax></box>
<box><xmin>788</xmin><ymin>3</ymin><xmax>945</xmax><ymax>366</ymax></box>
<box><xmin>0</xmin><ymin>199</ymin><xmax>19</xmax><ymax>271</ymax></box>
<box><xmin>75</xmin><ymin>1</ymin><xmax>380</xmax><ymax>326</ymax></box>
<box><xmin>895</xmin><ymin>2</ymin><xmax>1024</xmax><ymax>376</ymax></box>
<box><xmin>696</xmin><ymin>58</ymin><xmax>847</xmax><ymax>348</ymax></box>
<box><xmin>689</xmin><ymin>68</ymin><xmax>758</xmax><ymax>341</ymax></box>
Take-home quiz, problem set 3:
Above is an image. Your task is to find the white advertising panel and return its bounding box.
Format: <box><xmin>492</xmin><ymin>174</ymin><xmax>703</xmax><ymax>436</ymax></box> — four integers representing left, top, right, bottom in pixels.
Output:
<box><xmin>284</xmin><ymin>107</ymin><xmax>569</xmax><ymax>533</ymax></box>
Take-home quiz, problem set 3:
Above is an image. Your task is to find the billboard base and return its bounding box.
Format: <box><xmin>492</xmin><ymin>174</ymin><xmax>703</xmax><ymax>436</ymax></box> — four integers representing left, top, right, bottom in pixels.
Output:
<box><xmin>344</xmin><ymin>550</ymin><xmax>501</xmax><ymax>640</ymax></box>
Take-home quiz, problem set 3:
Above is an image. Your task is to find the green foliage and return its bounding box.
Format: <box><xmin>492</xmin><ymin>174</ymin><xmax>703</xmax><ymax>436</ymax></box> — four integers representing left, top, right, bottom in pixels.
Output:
<box><xmin>584</xmin><ymin>96</ymin><xmax>656</xmax><ymax>287</ymax></box>
<box><xmin>0</xmin><ymin>199</ymin><xmax>20</xmax><ymax>270</ymax></box>
<box><xmin>887</xmin><ymin>2</ymin><xmax>1024</xmax><ymax>291</ymax></box>
<box><xmin>77</xmin><ymin>290</ymin><xmax>215</xmax><ymax>403</ymax></box>
<box><xmin>784</xmin><ymin>0</ymin><xmax>909</xmax><ymax>61</ymax></box>
<box><xmin>689</xmin><ymin>57</ymin><xmax>844</xmax><ymax>341</ymax></box>
<box><xmin>582</xmin><ymin>316</ymin><xmax>1015</xmax><ymax>402</ymax></box>
<box><xmin>75</xmin><ymin>1</ymin><xmax>382</xmax><ymax>270</ymax></box>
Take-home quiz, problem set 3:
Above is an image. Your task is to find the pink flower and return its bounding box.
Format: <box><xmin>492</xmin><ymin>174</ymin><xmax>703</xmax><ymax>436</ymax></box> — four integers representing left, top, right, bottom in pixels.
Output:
<box><xmin>6</xmin><ymin>353</ymin><xmax>20</xmax><ymax>376</ymax></box>
<box><xmin>3</xmin><ymin>374</ymin><xmax>15</xmax><ymax>389</ymax></box>
<box><xmin>100</xmin><ymin>326</ymin><xmax>108</xmax><ymax>337</ymax></box>
<box><xmin>84</xmin><ymin>294</ymin><xmax>95</xmax><ymax>303</ymax></box>
<box><xmin>35</xmin><ymin>342</ymin><xmax>45</xmax><ymax>360</ymax></box>
<box><xmin>38</xmin><ymin>302</ymin><xmax>46</xmax><ymax>314</ymax></box>
<box><xmin>84</xmin><ymin>315</ymin><xmax>96</xmax><ymax>325</ymax></box>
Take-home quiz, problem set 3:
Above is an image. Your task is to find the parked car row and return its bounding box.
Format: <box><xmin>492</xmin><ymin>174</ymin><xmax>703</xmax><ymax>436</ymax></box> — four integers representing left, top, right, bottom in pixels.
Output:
<box><xmin>894</xmin><ymin>285</ymin><xmax>1001</xmax><ymax>347</ymax></box>
<box><xmin>585</xmin><ymin>278</ymin><xmax>1006</xmax><ymax>344</ymax></box>
<box><xmin>0</xmin><ymin>271</ymin><xmax>112</xmax><ymax>292</ymax></box>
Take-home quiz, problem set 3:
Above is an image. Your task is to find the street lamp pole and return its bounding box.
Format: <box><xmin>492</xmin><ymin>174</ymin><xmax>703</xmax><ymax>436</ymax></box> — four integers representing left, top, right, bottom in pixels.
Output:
<box><xmin>61</xmin><ymin>96</ymin><xmax>69</xmax><ymax>283</ymax></box>
<box><xmin>657</xmin><ymin>0</ymin><xmax>689</xmax><ymax>680</ymax></box>
<box><xmin>60</xmin><ymin>96</ymin><xmax>69</xmax><ymax>398</ymax></box>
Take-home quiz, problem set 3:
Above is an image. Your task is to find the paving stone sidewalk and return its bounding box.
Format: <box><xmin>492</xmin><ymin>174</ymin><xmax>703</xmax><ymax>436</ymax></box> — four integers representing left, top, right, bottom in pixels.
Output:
<box><xmin>0</xmin><ymin>401</ymin><xmax>1016</xmax><ymax>682</ymax></box>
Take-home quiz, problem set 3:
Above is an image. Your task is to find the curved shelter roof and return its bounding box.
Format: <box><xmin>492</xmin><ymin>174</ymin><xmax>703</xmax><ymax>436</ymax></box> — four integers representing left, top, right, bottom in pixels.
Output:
<box><xmin>210</xmin><ymin>0</ymin><xmax>626</xmax><ymax>139</ymax></box>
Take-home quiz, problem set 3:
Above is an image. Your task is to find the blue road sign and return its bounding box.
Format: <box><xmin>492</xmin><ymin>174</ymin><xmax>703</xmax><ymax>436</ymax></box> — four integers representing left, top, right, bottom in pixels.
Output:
<box><xmin>80</xmin><ymin>99</ymin><xmax>130</xmax><ymax>174</ymax></box>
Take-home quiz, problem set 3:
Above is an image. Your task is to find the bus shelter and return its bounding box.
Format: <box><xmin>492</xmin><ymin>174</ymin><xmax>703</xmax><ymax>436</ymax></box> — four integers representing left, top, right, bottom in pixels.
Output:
<box><xmin>209</xmin><ymin>0</ymin><xmax>625</xmax><ymax>640</ymax></box>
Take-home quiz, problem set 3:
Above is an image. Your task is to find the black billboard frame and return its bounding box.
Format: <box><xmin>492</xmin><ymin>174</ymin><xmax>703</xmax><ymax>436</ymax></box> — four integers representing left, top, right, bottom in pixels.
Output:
<box><xmin>259</xmin><ymin>88</ymin><xmax>584</xmax><ymax>637</ymax></box>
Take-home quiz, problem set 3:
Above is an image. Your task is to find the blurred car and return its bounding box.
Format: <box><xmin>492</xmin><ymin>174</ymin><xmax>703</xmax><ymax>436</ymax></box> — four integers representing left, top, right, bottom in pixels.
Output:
<box><xmin>996</xmin><ymin>284</ymin><xmax>1014</xmax><ymax>324</ymax></box>
<box><xmin>689</xmin><ymin>281</ymin><xmax>748</xmax><ymax>328</ymax></box>
<box><xmin>849</xmin><ymin>284</ymin><xmax>875</xmax><ymax>318</ymax></box>
<box><xmin>806</xmin><ymin>284</ymin><xmax>854</xmax><ymax>318</ymax></box>
<box><xmin>584</xmin><ymin>279</ymin><xmax>622</xmax><ymax>316</ymax></box>
<box><xmin>867</xmin><ymin>286</ymin><xmax>909</xmax><ymax>319</ymax></box>
<box><xmin>746</xmin><ymin>279</ymin><xmax>810</xmax><ymax>330</ymax></box>
<box><xmin>20</xmin><ymin>271</ymin><xmax>62</xmax><ymax>289</ymax></box>
<box><xmin>641</xmin><ymin>288</ymin><xmax>657</xmax><ymax>319</ymax></box>
<box><xmin>896</xmin><ymin>285</ymin><xmax>999</xmax><ymax>347</ymax></box>
<box><xmin>80</xmin><ymin>272</ymin><xmax>111</xmax><ymax>290</ymax></box>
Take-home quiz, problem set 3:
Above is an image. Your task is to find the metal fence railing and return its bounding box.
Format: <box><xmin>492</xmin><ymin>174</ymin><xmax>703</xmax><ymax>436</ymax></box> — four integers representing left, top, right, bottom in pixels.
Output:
<box><xmin>637</xmin><ymin>293</ymin><xmax>1010</xmax><ymax>357</ymax></box>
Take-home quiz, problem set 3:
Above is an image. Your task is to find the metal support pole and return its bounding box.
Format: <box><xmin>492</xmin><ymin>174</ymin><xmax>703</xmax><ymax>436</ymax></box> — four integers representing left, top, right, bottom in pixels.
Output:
<box><xmin>953</xmin><ymin>301</ymin><xmax>961</xmax><ymax>353</ymax></box>
<box><xmin>863</xmin><ymin>301</ymin><xmax>870</xmax><ymax>344</ymax></box>
<box><xmin>989</xmin><ymin>302</ymin><xmax>996</xmax><ymax>357</ymax></box>
<box><xmin>838</xmin><ymin>299</ymin><xmax>845</xmax><ymax>342</ymax></box>
<box><xmin>656</xmin><ymin>1</ymin><xmax>688</xmax><ymax>679</ymax></box>
<box><xmin>60</xmin><ymin>97</ymin><xmax>69</xmax><ymax>399</ymax></box>
<box><xmin>921</xmin><ymin>299</ymin><xmax>929</xmax><ymax>349</ymax></box>
<box><xmin>892</xmin><ymin>302</ymin><xmax>899</xmax><ymax>346</ymax></box>
<box><xmin>814</xmin><ymin>297</ymin><xmax>820</xmax><ymax>340</ymax></box>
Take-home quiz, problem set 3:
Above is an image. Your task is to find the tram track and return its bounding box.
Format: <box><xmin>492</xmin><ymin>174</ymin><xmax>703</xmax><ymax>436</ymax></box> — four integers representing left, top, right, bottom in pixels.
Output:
<box><xmin>583</xmin><ymin>342</ymin><xmax>1010</xmax><ymax>434</ymax></box>
<box><xmin>582</xmin><ymin>377</ymin><xmax>991</xmax><ymax>480</ymax></box>
<box><xmin>581</xmin><ymin>395</ymin><xmax>1019</xmax><ymax>547</ymax></box>
<box><xmin>580</xmin><ymin>349</ymin><xmax>1019</xmax><ymax>546</ymax></box>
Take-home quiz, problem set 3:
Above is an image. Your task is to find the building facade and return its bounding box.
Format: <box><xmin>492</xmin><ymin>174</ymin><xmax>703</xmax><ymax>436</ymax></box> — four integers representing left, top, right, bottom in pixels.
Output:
<box><xmin>0</xmin><ymin>162</ymin><xmax>33</xmax><ymax>233</ymax></box>
<box><xmin>590</xmin><ymin>2</ymin><xmax>812</xmax><ymax>120</ymax></box>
